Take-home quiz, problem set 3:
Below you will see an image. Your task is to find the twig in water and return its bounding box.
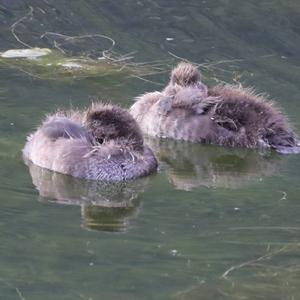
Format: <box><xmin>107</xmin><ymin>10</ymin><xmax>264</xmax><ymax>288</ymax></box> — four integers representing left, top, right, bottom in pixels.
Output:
<box><xmin>230</xmin><ymin>226</ymin><xmax>300</xmax><ymax>231</ymax></box>
<box><xmin>221</xmin><ymin>246</ymin><xmax>288</xmax><ymax>280</ymax></box>
<box><xmin>130</xmin><ymin>74</ymin><xmax>164</xmax><ymax>86</ymax></box>
<box><xmin>280</xmin><ymin>191</ymin><xmax>287</xmax><ymax>200</ymax></box>
<box><xmin>53</xmin><ymin>40</ymin><xmax>66</xmax><ymax>54</ymax></box>
<box><xmin>16</xmin><ymin>288</ymin><xmax>26</xmax><ymax>300</ymax></box>
<box><xmin>202</xmin><ymin>58</ymin><xmax>244</xmax><ymax>67</ymax></box>
<box><xmin>167</xmin><ymin>51</ymin><xmax>239</xmax><ymax>80</ymax></box>
<box><xmin>40</xmin><ymin>32</ymin><xmax>116</xmax><ymax>55</ymax></box>
<box><xmin>10</xmin><ymin>6</ymin><xmax>34</xmax><ymax>48</ymax></box>
<box><xmin>167</xmin><ymin>51</ymin><xmax>199</xmax><ymax>66</ymax></box>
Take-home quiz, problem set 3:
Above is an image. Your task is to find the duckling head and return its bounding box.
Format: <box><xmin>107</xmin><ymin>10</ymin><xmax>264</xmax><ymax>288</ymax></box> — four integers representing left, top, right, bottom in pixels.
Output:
<box><xmin>164</xmin><ymin>62</ymin><xmax>208</xmax><ymax>97</ymax></box>
<box><xmin>84</xmin><ymin>103</ymin><xmax>144</xmax><ymax>151</ymax></box>
<box><xmin>170</xmin><ymin>62</ymin><xmax>202</xmax><ymax>87</ymax></box>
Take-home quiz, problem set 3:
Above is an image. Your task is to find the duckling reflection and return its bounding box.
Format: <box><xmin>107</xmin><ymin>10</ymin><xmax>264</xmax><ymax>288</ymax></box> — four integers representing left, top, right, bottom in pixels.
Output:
<box><xmin>27</xmin><ymin>161</ymin><xmax>148</xmax><ymax>232</ymax></box>
<box><xmin>147</xmin><ymin>139</ymin><xmax>284</xmax><ymax>190</ymax></box>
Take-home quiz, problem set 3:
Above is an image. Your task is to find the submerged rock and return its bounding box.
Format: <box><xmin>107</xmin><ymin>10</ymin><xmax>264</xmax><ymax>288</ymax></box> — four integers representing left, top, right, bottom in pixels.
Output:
<box><xmin>1</xmin><ymin>48</ymin><xmax>51</xmax><ymax>59</ymax></box>
<box><xmin>58</xmin><ymin>62</ymin><xmax>82</xmax><ymax>69</ymax></box>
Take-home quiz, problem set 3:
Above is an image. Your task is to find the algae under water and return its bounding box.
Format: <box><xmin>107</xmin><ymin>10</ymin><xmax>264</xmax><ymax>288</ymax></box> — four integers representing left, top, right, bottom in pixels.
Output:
<box><xmin>0</xmin><ymin>0</ymin><xmax>300</xmax><ymax>299</ymax></box>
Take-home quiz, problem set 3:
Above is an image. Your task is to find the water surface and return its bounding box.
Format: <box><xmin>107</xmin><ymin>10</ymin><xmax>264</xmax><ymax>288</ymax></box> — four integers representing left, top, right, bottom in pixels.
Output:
<box><xmin>0</xmin><ymin>1</ymin><xmax>300</xmax><ymax>299</ymax></box>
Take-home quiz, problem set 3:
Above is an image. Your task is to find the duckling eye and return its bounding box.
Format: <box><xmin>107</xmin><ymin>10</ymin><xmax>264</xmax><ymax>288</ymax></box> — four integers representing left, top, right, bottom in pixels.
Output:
<box><xmin>97</xmin><ymin>138</ymin><xmax>104</xmax><ymax>144</ymax></box>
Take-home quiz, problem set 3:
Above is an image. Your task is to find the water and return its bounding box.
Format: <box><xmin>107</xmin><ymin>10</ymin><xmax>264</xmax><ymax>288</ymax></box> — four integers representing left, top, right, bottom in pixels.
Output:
<box><xmin>0</xmin><ymin>0</ymin><xmax>300</xmax><ymax>299</ymax></box>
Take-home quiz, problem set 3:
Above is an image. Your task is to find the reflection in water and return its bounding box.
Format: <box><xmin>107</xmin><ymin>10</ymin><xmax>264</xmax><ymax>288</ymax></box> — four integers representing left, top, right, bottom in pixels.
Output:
<box><xmin>1</xmin><ymin>1</ymin><xmax>300</xmax><ymax>299</ymax></box>
<box><xmin>27</xmin><ymin>162</ymin><xmax>148</xmax><ymax>232</ymax></box>
<box><xmin>147</xmin><ymin>138</ymin><xmax>284</xmax><ymax>190</ymax></box>
<box><xmin>174</xmin><ymin>244</ymin><xmax>300</xmax><ymax>300</ymax></box>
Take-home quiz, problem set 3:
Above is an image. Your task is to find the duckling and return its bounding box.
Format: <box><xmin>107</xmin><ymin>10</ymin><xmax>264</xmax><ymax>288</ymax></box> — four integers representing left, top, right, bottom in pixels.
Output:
<box><xmin>23</xmin><ymin>103</ymin><xmax>158</xmax><ymax>181</ymax></box>
<box><xmin>130</xmin><ymin>62</ymin><xmax>300</xmax><ymax>154</ymax></box>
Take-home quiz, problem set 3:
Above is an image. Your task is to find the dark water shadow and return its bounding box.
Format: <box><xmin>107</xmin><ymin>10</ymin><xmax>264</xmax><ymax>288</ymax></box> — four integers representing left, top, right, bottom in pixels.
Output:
<box><xmin>27</xmin><ymin>162</ymin><xmax>150</xmax><ymax>232</ymax></box>
<box><xmin>147</xmin><ymin>138</ymin><xmax>286</xmax><ymax>191</ymax></box>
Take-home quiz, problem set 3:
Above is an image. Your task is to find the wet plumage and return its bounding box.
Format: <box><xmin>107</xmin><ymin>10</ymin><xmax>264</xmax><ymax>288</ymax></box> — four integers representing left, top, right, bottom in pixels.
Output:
<box><xmin>130</xmin><ymin>62</ymin><xmax>300</xmax><ymax>154</ymax></box>
<box><xmin>23</xmin><ymin>103</ymin><xmax>158</xmax><ymax>181</ymax></box>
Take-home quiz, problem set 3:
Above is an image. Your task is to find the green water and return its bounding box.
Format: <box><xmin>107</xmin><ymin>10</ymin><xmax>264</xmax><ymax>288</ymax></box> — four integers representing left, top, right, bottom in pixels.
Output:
<box><xmin>1</xmin><ymin>1</ymin><xmax>300</xmax><ymax>299</ymax></box>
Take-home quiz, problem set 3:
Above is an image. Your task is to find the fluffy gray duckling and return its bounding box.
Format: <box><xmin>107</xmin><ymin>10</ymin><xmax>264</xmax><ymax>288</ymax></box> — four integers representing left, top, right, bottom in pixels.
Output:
<box><xmin>23</xmin><ymin>103</ymin><xmax>158</xmax><ymax>181</ymax></box>
<box><xmin>130</xmin><ymin>62</ymin><xmax>300</xmax><ymax>154</ymax></box>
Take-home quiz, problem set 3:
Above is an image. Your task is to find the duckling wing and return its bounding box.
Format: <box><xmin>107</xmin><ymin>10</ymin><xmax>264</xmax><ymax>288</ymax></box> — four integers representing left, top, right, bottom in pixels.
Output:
<box><xmin>192</xmin><ymin>96</ymin><xmax>221</xmax><ymax>114</ymax></box>
<box><xmin>41</xmin><ymin>117</ymin><xmax>91</xmax><ymax>141</ymax></box>
<box><xmin>158</xmin><ymin>95</ymin><xmax>220</xmax><ymax>116</ymax></box>
<box><xmin>172</xmin><ymin>86</ymin><xmax>220</xmax><ymax>115</ymax></box>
